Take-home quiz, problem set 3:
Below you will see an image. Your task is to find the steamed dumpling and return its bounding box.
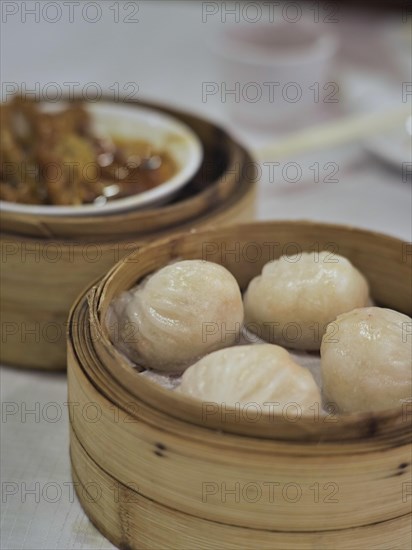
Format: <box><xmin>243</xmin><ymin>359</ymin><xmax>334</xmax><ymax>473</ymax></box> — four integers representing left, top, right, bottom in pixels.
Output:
<box><xmin>120</xmin><ymin>260</ymin><xmax>244</xmax><ymax>372</ymax></box>
<box><xmin>321</xmin><ymin>307</ymin><xmax>412</xmax><ymax>413</ymax></box>
<box><xmin>177</xmin><ymin>344</ymin><xmax>321</xmax><ymax>413</ymax></box>
<box><xmin>244</xmin><ymin>251</ymin><xmax>369</xmax><ymax>350</ymax></box>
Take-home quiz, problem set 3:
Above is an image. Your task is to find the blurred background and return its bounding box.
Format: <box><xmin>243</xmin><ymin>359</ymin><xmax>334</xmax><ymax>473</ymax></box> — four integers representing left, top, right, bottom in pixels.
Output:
<box><xmin>1</xmin><ymin>2</ymin><xmax>411</xmax><ymax>549</ymax></box>
<box><xmin>1</xmin><ymin>1</ymin><xmax>411</xmax><ymax>236</ymax></box>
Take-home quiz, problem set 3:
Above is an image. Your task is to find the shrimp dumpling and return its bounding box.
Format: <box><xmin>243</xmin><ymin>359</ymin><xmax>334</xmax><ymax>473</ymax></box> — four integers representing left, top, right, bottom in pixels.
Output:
<box><xmin>177</xmin><ymin>344</ymin><xmax>321</xmax><ymax>413</ymax></box>
<box><xmin>244</xmin><ymin>251</ymin><xmax>369</xmax><ymax>350</ymax></box>
<box><xmin>321</xmin><ymin>307</ymin><xmax>412</xmax><ymax>413</ymax></box>
<box><xmin>120</xmin><ymin>260</ymin><xmax>244</xmax><ymax>372</ymax></box>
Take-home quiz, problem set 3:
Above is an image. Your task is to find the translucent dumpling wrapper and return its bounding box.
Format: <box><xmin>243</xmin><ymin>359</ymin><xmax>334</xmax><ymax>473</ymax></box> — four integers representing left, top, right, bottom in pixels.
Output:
<box><xmin>321</xmin><ymin>307</ymin><xmax>412</xmax><ymax>413</ymax></box>
<box><xmin>177</xmin><ymin>344</ymin><xmax>321</xmax><ymax>415</ymax></box>
<box><xmin>244</xmin><ymin>251</ymin><xmax>369</xmax><ymax>351</ymax></box>
<box><xmin>109</xmin><ymin>260</ymin><xmax>244</xmax><ymax>373</ymax></box>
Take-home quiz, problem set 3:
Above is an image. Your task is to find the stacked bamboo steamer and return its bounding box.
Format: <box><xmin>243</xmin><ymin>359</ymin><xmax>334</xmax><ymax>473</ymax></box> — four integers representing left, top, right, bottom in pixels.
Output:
<box><xmin>0</xmin><ymin>100</ymin><xmax>256</xmax><ymax>369</ymax></box>
<box><xmin>68</xmin><ymin>221</ymin><xmax>412</xmax><ymax>550</ymax></box>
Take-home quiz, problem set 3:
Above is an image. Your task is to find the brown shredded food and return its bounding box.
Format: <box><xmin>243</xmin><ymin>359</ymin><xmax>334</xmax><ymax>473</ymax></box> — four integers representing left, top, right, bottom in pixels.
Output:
<box><xmin>0</xmin><ymin>97</ymin><xmax>177</xmax><ymax>206</ymax></box>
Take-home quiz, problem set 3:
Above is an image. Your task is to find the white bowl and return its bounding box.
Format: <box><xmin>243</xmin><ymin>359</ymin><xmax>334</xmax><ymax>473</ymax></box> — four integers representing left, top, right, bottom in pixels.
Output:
<box><xmin>0</xmin><ymin>102</ymin><xmax>203</xmax><ymax>217</ymax></box>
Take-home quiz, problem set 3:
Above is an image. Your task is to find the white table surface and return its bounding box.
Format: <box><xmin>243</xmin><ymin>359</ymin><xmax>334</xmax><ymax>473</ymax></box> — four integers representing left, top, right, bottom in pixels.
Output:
<box><xmin>1</xmin><ymin>2</ymin><xmax>411</xmax><ymax>549</ymax></box>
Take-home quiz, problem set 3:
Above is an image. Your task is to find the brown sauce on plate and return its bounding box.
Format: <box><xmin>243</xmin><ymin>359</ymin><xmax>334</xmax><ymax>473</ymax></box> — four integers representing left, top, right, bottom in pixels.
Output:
<box><xmin>0</xmin><ymin>97</ymin><xmax>178</xmax><ymax>206</ymax></box>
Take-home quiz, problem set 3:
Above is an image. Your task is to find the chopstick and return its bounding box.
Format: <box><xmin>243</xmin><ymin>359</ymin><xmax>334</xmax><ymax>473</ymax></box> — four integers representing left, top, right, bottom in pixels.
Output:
<box><xmin>256</xmin><ymin>105</ymin><xmax>410</xmax><ymax>161</ymax></box>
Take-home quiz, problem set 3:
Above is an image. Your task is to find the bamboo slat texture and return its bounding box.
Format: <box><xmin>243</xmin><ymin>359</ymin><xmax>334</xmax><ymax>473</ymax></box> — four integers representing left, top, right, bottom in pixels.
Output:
<box><xmin>68</xmin><ymin>221</ymin><xmax>412</xmax><ymax>549</ymax></box>
<box><xmin>0</xmin><ymin>100</ymin><xmax>256</xmax><ymax>369</ymax></box>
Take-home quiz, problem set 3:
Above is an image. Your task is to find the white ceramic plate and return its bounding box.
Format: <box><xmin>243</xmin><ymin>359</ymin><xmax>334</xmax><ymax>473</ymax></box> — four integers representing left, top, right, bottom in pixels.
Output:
<box><xmin>0</xmin><ymin>102</ymin><xmax>203</xmax><ymax>216</ymax></box>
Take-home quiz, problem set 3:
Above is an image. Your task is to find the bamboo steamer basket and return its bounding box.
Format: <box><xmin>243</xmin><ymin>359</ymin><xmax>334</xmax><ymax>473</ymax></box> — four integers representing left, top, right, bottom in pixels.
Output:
<box><xmin>0</xmin><ymin>100</ymin><xmax>256</xmax><ymax>370</ymax></box>
<box><xmin>68</xmin><ymin>221</ymin><xmax>412</xmax><ymax>550</ymax></box>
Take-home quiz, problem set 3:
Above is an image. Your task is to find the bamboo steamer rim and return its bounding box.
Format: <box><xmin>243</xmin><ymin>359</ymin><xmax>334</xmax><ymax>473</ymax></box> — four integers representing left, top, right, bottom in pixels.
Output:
<box><xmin>68</xmin><ymin>288</ymin><xmax>409</xmax><ymax>454</ymax></box>
<box><xmin>68</xmin><ymin>291</ymin><xmax>411</xmax><ymax>537</ymax></box>
<box><xmin>74</xmin><ymin>220</ymin><xmax>412</xmax><ymax>443</ymax></box>
<box><xmin>0</xmin><ymin>97</ymin><xmax>251</xmax><ymax>240</ymax></box>
<box><xmin>0</xmin><ymin>147</ymin><xmax>255</xmax><ymax>245</ymax></box>
<box><xmin>69</xmin><ymin>423</ymin><xmax>412</xmax><ymax>549</ymax></box>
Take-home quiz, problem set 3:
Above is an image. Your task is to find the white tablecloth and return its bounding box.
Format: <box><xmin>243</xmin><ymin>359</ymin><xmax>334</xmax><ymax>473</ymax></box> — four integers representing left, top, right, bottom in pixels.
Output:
<box><xmin>1</xmin><ymin>2</ymin><xmax>411</xmax><ymax>549</ymax></box>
